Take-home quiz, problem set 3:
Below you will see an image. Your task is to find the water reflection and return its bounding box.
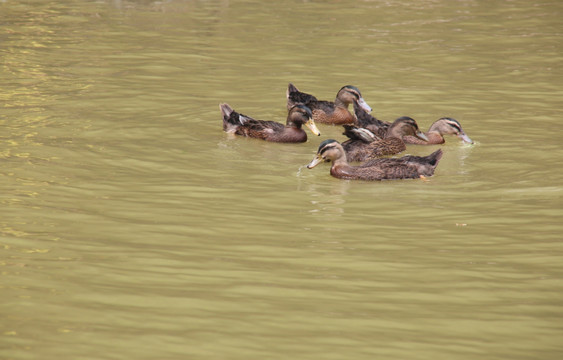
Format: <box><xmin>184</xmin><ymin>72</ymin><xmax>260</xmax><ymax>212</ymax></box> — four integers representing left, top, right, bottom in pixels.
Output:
<box><xmin>305</xmin><ymin>181</ymin><xmax>350</xmax><ymax>217</ymax></box>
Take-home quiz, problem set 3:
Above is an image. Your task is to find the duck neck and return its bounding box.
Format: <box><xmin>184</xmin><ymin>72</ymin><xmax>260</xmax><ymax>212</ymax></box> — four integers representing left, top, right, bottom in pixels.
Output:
<box><xmin>281</xmin><ymin>126</ymin><xmax>307</xmax><ymax>142</ymax></box>
<box><xmin>384</xmin><ymin>124</ymin><xmax>403</xmax><ymax>139</ymax></box>
<box><xmin>330</xmin><ymin>154</ymin><xmax>355</xmax><ymax>177</ymax></box>
<box><xmin>334</xmin><ymin>97</ymin><xmax>348</xmax><ymax>108</ymax></box>
<box><xmin>422</xmin><ymin>131</ymin><xmax>445</xmax><ymax>144</ymax></box>
<box><xmin>427</xmin><ymin>122</ymin><xmax>443</xmax><ymax>133</ymax></box>
<box><xmin>332</xmin><ymin>152</ymin><xmax>349</xmax><ymax>166</ymax></box>
<box><xmin>286</xmin><ymin>120</ymin><xmax>302</xmax><ymax>129</ymax></box>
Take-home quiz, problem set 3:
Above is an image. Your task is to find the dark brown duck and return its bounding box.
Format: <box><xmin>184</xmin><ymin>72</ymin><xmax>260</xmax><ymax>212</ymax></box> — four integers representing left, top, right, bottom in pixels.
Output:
<box><xmin>352</xmin><ymin>99</ymin><xmax>473</xmax><ymax>145</ymax></box>
<box><xmin>341</xmin><ymin>116</ymin><xmax>429</xmax><ymax>162</ymax></box>
<box><xmin>220</xmin><ymin>103</ymin><xmax>320</xmax><ymax>143</ymax></box>
<box><xmin>307</xmin><ymin>139</ymin><xmax>443</xmax><ymax>181</ymax></box>
<box><xmin>287</xmin><ymin>83</ymin><xmax>372</xmax><ymax>125</ymax></box>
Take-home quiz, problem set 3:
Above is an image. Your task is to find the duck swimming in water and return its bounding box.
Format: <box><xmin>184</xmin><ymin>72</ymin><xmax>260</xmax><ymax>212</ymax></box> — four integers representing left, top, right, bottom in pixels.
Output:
<box><xmin>352</xmin><ymin>99</ymin><xmax>473</xmax><ymax>144</ymax></box>
<box><xmin>307</xmin><ymin>139</ymin><xmax>443</xmax><ymax>181</ymax></box>
<box><xmin>220</xmin><ymin>103</ymin><xmax>320</xmax><ymax>143</ymax></box>
<box><xmin>402</xmin><ymin>117</ymin><xmax>473</xmax><ymax>144</ymax></box>
<box><xmin>287</xmin><ymin>83</ymin><xmax>372</xmax><ymax>125</ymax></box>
<box><xmin>341</xmin><ymin>116</ymin><xmax>428</xmax><ymax>162</ymax></box>
<box><xmin>352</xmin><ymin>98</ymin><xmax>389</xmax><ymax>137</ymax></box>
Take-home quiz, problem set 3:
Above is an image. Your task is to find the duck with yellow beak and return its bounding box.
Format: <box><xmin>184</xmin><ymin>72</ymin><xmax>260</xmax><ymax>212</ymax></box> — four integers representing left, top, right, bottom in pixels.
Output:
<box><xmin>220</xmin><ymin>103</ymin><xmax>320</xmax><ymax>143</ymax></box>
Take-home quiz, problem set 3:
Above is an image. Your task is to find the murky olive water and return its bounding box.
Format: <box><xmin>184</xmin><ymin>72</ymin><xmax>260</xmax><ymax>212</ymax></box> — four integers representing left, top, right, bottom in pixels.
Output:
<box><xmin>1</xmin><ymin>1</ymin><xmax>562</xmax><ymax>359</ymax></box>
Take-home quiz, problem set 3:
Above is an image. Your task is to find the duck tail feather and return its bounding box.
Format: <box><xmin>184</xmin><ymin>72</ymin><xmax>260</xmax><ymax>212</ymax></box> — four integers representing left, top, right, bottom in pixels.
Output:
<box><xmin>220</xmin><ymin>103</ymin><xmax>242</xmax><ymax>132</ymax></box>
<box><xmin>427</xmin><ymin>149</ymin><xmax>443</xmax><ymax>167</ymax></box>
<box><xmin>287</xmin><ymin>83</ymin><xmax>299</xmax><ymax>96</ymax></box>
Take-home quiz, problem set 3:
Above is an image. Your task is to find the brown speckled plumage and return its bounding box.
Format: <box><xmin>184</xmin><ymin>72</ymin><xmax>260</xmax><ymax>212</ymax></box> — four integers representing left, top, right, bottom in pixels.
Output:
<box><xmin>220</xmin><ymin>103</ymin><xmax>320</xmax><ymax>143</ymax></box>
<box><xmin>341</xmin><ymin>116</ymin><xmax>427</xmax><ymax>162</ymax></box>
<box><xmin>307</xmin><ymin>139</ymin><xmax>443</xmax><ymax>181</ymax></box>
<box><xmin>287</xmin><ymin>83</ymin><xmax>372</xmax><ymax>125</ymax></box>
<box><xmin>353</xmin><ymin>101</ymin><xmax>473</xmax><ymax>145</ymax></box>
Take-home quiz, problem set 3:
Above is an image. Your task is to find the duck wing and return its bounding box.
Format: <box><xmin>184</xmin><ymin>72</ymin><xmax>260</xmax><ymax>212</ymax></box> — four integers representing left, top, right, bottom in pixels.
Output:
<box><xmin>342</xmin><ymin>135</ymin><xmax>405</xmax><ymax>162</ymax></box>
<box><xmin>364</xmin><ymin>138</ymin><xmax>406</xmax><ymax>159</ymax></box>
<box><xmin>220</xmin><ymin>103</ymin><xmax>286</xmax><ymax>139</ymax></box>
<box><xmin>358</xmin><ymin>149</ymin><xmax>443</xmax><ymax>179</ymax></box>
<box><xmin>353</xmin><ymin>100</ymin><xmax>390</xmax><ymax>137</ymax></box>
<box><xmin>234</xmin><ymin>118</ymin><xmax>286</xmax><ymax>139</ymax></box>
<box><xmin>342</xmin><ymin>125</ymin><xmax>379</xmax><ymax>142</ymax></box>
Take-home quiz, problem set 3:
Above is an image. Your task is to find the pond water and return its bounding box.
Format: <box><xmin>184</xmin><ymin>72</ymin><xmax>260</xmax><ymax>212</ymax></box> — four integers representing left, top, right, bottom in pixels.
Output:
<box><xmin>1</xmin><ymin>0</ymin><xmax>562</xmax><ymax>359</ymax></box>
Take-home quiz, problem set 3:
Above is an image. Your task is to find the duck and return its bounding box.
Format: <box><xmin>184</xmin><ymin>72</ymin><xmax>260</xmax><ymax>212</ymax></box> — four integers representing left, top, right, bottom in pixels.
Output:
<box><xmin>307</xmin><ymin>139</ymin><xmax>443</xmax><ymax>181</ymax></box>
<box><xmin>352</xmin><ymin>98</ymin><xmax>390</xmax><ymax>137</ymax></box>
<box><xmin>287</xmin><ymin>83</ymin><xmax>372</xmax><ymax>125</ymax></box>
<box><xmin>352</xmin><ymin>99</ymin><xmax>473</xmax><ymax>145</ymax></box>
<box><xmin>403</xmin><ymin>117</ymin><xmax>474</xmax><ymax>144</ymax></box>
<box><xmin>220</xmin><ymin>103</ymin><xmax>320</xmax><ymax>143</ymax></box>
<box><xmin>341</xmin><ymin>116</ymin><xmax>429</xmax><ymax>162</ymax></box>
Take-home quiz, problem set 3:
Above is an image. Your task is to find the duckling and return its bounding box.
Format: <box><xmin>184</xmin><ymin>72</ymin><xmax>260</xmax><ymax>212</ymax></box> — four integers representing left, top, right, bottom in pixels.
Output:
<box><xmin>342</xmin><ymin>116</ymin><xmax>429</xmax><ymax>162</ymax></box>
<box><xmin>287</xmin><ymin>83</ymin><xmax>372</xmax><ymax>125</ymax></box>
<box><xmin>220</xmin><ymin>103</ymin><xmax>320</xmax><ymax>143</ymax></box>
<box><xmin>403</xmin><ymin>117</ymin><xmax>474</xmax><ymax>144</ymax></box>
<box><xmin>307</xmin><ymin>139</ymin><xmax>443</xmax><ymax>181</ymax></box>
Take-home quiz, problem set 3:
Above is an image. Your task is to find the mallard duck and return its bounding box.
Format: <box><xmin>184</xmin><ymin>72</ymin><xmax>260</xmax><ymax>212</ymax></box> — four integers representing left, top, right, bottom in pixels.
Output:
<box><xmin>353</xmin><ymin>99</ymin><xmax>474</xmax><ymax>145</ymax></box>
<box><xmin>352</xmin><ymin>98</ymin><xmax>390</xmax><ymax>137</ymax></box>
<box><xmin>307</xmin><ymin>139</ymin><xmax>443</xmax><ymax>181</ymax></box>
<box><xmin>287</xmin><ymin>83</ymin><xmax>372</xmax><ymax>125</ymax></box>
<box><xmin>403</xmin><ymin>117</ymin><xmax>473</xmax><ymax>144</ymax></box>
<box><xmin>341</xmin><ymin>116</ymin><xmax>429</xmax><ymax>162</ymax></box>
<box><xmin>220</xmin><ymin>103</ymin><xmax>320</xmax><ymax>143</ymax></box>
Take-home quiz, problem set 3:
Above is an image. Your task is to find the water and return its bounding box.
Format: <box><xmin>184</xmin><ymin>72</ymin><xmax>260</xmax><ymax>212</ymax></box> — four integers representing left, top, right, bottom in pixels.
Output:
<box><xmin>1</xmin><ymin>0</ymin><xmax>562</xmax><ymax>359</ymax></box>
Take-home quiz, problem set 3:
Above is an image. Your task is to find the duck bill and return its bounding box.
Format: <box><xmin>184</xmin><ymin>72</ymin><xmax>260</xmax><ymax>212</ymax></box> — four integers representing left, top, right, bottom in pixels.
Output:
<box><xmin>415</xmin><ymin>131</ymin><xmax>429</xmax><ymax>142</ymax></box>
<box><xmin>458</xmin><ymin>132</ymin><xmax>474</xmax><ymax>144</ymax></box>
<box><xmin>305</xmin><ymin>119</ymin><xmax>321</xmax><ymax>136</ymax></box>
<box><xmin>307</xmin><ymin>155</ymin><xmax>324</xmax><ymax>169</ymax></box>
<box><xmin>357</xmin><ymin>97</ymin><xmax>372</xmax><ymax>113</ymax></box>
